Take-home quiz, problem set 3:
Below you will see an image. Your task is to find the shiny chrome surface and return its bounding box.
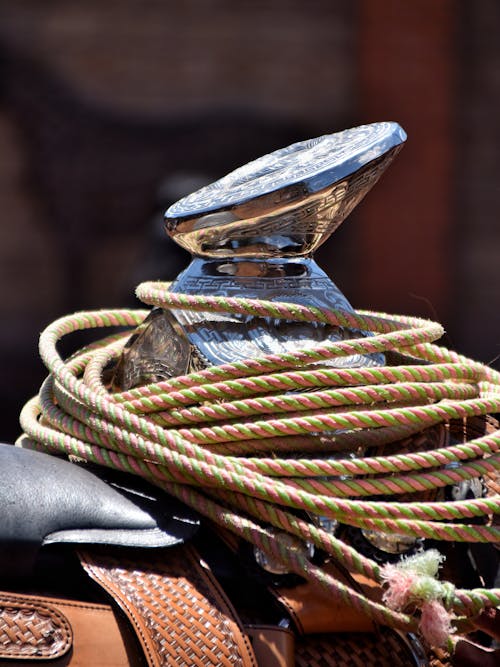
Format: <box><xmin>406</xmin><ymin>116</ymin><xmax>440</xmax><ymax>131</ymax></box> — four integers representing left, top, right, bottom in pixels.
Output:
<box><xmin>393</xmin><ymin>631</ymin><xmax>429</xmax><ymax>667</ymax></box>
<box><xmin>165</xmin><ymin>122</ymin><xmax>406</xmax><ymax>366</ymax></box>
<box><xmin>360</xmin><ymin>529</ymin><xmax>420</xmax><ymax>556</ymax></box>
<box><xmin>165</xmin><ymin>122</ymin><xmax>406</xmax><ymax>258</ymax></box>
<box><xmin>169</xmin><ymin>256</ymin><xmax>381</xmax><ymax>367</ymax></box>
<box><xmin>111</xmin><ymin>308</ymin><xmax>192</xmax><ymax>390</ymax></box>
<box><xmin>116</xmin><ymin>122</ymin><xmax>405</xmax><ymax>382</ymax></box>
<box><xmin>253</xmin><ymin>529</ymin><xmax>315</xmax><ymax>576</ymax></box>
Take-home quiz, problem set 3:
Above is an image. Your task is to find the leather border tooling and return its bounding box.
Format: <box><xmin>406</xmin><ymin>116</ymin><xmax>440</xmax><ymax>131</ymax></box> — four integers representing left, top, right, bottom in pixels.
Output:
<box><xmin>79</xmin><ymin>545</ymin><xmax>257</xmax><ymax>667</ymax></box>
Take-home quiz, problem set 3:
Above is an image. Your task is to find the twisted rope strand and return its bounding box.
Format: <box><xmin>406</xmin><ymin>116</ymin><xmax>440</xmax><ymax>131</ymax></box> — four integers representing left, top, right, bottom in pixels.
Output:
<box><xmin>19</xmin><ymin>286</ymin><xmax>500</xmax><ymax>640</ymax></box>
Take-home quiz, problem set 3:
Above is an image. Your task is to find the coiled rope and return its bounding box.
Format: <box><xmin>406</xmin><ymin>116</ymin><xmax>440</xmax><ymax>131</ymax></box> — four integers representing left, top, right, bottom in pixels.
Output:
<box><xmin>18</xmin><ymin>280</ymin><xmax>500</xmax><ymax>644</ymax></box>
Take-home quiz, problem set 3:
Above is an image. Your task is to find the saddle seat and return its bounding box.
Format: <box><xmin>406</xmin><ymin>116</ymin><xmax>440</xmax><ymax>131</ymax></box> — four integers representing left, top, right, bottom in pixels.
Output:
<box><xmin>0</xmin><ymin>442</ymin><xmax>199</xmax><ymax>577</ymax></box>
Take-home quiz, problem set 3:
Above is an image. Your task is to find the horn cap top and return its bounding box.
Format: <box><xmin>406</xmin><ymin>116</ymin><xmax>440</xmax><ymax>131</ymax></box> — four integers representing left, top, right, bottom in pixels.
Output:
<box><xmin>165</xmin><ymin>122</ymin><xmax>406</xmax><ymax>259</ymax></box>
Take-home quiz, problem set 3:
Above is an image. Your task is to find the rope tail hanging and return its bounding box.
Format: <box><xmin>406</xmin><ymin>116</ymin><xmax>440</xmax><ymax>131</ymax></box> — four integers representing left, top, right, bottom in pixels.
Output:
<box><xmin>18</xmin><ymin>282</ymin><xmax>500</xmax><ymax>650</ymax></box>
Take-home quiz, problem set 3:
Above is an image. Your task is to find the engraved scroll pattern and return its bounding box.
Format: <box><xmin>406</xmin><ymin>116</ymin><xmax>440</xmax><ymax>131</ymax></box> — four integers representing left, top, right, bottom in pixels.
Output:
<box><xmin>168</xmin><ymin>122</ymin><xmax>401</xmax><ymax>216</ymax></box>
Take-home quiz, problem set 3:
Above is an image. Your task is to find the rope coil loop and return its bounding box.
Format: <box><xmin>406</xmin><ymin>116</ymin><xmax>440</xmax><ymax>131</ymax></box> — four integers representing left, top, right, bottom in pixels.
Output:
<box><xmin>19</xmin><ymin>282</ymin><xmax>500</xmax><ymax>647</ymax></box>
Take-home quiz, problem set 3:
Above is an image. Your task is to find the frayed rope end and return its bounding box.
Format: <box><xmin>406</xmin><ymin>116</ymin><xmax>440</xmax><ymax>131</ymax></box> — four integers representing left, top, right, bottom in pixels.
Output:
<box><xmin>380</xmin><ymin>549</ymin><xmax>455</xmax><ymax>647</ymax></box>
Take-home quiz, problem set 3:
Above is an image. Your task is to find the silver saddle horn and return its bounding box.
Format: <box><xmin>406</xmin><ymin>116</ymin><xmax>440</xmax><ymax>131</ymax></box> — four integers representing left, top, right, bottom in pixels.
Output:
<box><xmin>113</xmin><ymin>121</ymin><xmax>407</xmax><ymax>390</ymax></box>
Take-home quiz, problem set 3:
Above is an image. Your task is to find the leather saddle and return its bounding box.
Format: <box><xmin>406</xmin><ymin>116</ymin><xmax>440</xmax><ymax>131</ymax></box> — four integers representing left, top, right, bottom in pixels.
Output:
<box><xmin>0</xmin><ymin>443</ymin><xmax>430</xmax><ymax>666</ymax></box>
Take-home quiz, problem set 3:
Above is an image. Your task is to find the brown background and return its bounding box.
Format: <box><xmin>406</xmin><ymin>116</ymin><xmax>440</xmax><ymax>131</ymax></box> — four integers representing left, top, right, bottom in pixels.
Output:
<box><xmin>0</xmin><ymin>0</ymin><xmax>499</xmax><ymax>441</ymax></box>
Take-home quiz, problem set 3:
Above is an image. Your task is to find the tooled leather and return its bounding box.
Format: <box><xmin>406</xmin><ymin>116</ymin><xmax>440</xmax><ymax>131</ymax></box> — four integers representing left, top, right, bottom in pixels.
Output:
<box><xmin>295</xmin><ymin>628</ymin><xmax>419</xmax><ymax>667</ymax></box>
<box><xmin>0</xmin><ymin>591</ymin><xmax>72</xmax><ymax>660</ymax></box>
<box><xmin>79</xmin><ymin>545</ymin><xmax>258</xmax><ymax>667</ymax></box>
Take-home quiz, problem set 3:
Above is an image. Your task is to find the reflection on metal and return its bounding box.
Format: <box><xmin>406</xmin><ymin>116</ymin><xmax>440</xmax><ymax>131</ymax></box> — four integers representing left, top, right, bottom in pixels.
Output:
<box><xmin>361</xmin><ymin>529</ymin><xmax>420</xmax><ymax>557</ymax></box>
<box><xmin>167</xmin><ymin>256</ymin><xmax>379</xmax><ymax>368</ymax></box>
<box><xmin>253</xmin><ymin>529</ymin><xmax>315</xmax><ymax>576</ymax></box>
<box><xmin>112</xmin><ymin>122</ymin><xmax>412</xmax><ymax>570</ymax></box>
<box><xmin>111</xmin><ymin>308</ymin><xmax>193</xmax><ymax>391</ymax></box>
<box><xmin>114</xmin><ymin>122</ymin><xmax>406</xmax><ymax>382</ymax></box>
<box><xmin>164</xmin><ymin>122</ymin><xmax>406</xmax><ymax>367</ymax></box>
<box><xmin>310</xmin><ymin>513</ymin><xmax>339</xmax><ymax>537</ymax></box>
<box><xmin>166</xmin><ymin>122</ymin><xmax>406</xmax><ymax>258</ymax></box>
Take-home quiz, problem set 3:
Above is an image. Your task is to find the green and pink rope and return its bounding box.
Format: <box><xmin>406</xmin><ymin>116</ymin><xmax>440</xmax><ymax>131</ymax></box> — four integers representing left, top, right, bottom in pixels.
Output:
<box><xmin>18</xmin><ymin>280</ymin><xmax>500</xmax><ymax>647</ymax></box>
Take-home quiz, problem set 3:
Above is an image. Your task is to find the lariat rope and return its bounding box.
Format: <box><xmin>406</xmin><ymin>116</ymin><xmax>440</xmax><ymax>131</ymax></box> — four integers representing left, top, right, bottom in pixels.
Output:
<box><xmin>18</xmin><ymin>280</ymin><xmax>500</xmax><ymax>645</ymax></box>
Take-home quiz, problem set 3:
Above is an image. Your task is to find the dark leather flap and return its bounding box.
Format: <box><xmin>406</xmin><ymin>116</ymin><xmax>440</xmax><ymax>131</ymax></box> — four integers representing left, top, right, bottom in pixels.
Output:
<box><xmin>0</xmin><ymin>443</ymin><xmax>199</xmax><ymax>576</ymax></box>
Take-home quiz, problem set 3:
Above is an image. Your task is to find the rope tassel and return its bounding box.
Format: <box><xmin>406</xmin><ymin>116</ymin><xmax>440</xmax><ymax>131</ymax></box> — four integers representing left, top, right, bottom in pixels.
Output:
<box><xmin>380</xmin><ymin>549</ymin><xmax>455</xmax><ymax>646</ymax></box>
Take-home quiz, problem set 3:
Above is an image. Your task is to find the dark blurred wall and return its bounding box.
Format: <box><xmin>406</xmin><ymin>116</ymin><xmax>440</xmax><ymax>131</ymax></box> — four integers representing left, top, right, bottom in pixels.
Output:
<box><xmin>353</xmin><ymin>0</ymin><xmax>500</xmax><ymax>369</ymax></box>
<box><xmin>456</xmin><ymin>1</ymin><xmax>500</xmax><ymax>366</ymax></box>
<box><xmin>0</xmin><ymin>0</ymin><xmax>499</xmax><ymax>442</ymax></box>
<box><xmin>356</xmin><ymin>1</ymin><xmax>455</xmax><ymax>325</ymax></box>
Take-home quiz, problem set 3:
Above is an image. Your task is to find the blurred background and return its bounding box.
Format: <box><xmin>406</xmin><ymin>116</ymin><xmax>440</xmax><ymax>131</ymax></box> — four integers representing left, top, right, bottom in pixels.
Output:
<box><xmin>0</xmin><ymin>0</ymin><xmax>499</xmax><ymax>442</ymax></box>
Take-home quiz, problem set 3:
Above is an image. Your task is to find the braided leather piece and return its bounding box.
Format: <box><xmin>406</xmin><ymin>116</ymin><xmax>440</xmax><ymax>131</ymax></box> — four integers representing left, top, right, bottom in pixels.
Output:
<box><xmin>0</xmin><ymin>592</ymin><xmax>72</xmax><ymax>659</ymax></box>
<box><xmin>79</xmin><ymin>545</ymin><xmax>257</xmax><ymax>667</ymax></box>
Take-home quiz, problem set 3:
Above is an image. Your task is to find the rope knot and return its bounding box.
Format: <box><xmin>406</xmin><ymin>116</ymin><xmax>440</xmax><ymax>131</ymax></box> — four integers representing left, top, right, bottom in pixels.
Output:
<box><xmin>380</xmin><ymin>549</ymin><xmax>455</xmax><ymax>647</ymax></box>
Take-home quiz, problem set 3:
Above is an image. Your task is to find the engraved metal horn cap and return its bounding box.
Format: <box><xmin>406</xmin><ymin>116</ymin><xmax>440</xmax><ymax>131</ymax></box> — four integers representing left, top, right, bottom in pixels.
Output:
<box><xmin>165</xmin><ymin>122</ymin><xmax>406</xmax><ymax>259</ymax></box>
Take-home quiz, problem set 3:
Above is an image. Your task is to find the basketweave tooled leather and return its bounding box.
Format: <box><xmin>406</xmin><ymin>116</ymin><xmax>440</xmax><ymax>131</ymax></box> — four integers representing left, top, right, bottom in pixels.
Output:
<box><xmin>295</xmin><ymin>629</ymin><xmax>425</xmax><ymax>667</ymax></box>
<box><xmin>79</xmin><ymin>544</ymin><xmax>258</xmax><ymax>667</ymax></box>
<box><xmin>0</xmin><ymin>592</ymin><xmax>72</xmax><ymax>660</ymax></box>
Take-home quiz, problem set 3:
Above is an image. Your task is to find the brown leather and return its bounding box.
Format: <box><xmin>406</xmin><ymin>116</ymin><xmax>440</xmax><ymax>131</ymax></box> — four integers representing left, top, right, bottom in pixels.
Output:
<box><xmin>0</xmin><ymin>592</ymin><xmax>72</xmax><ymax>660</ymax></box>
<box><xmin>0</xmin><ymin>554</ymin><xmax>429</xmax><ymax>667</ymax></box>
<box><xmin>270</xmin><ymin>562</ymin><xmax>377</xmax><ymax>634</ymax></box>
<box><xmin>79</xmin><ymin>545</ymin><xmax>258</xmax><ymax>667</ymax></box>
<box><xmin>245</xmin><ymin>625</ymin><xmax>295</xmax><ymax>667</ymax></box>
<box><xmin>0</xmin><ymin>591</ymin><xmax>143</xmax><ymax>666</ymax></box>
